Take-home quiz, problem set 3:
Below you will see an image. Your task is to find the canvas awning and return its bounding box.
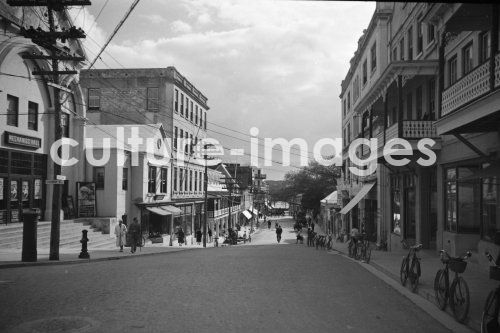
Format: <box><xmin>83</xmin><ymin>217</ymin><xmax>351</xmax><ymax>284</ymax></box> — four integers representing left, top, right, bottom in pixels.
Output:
<box><xmin>147</xmin><ymin>207</ymin><xmax>171</xmax><ymax>216</ymax></box>
<box><xmin>340</xmin><ymin>182</ymin><xmax>376</xmax><ymax>215</ymax></box>
<box><xmin>162</xmin><ymin>205</ymin><xmax>182</xmax><ymax>215</ymax></box>
<box><xmin>321</xmin><ymin>190</ymin><xmax>338</xmax><ymax>204</ymax></box>
<box><xmin>242</xmin><ymin>210</ymin><xmax>252</xmax><ymax>219</ymax></box>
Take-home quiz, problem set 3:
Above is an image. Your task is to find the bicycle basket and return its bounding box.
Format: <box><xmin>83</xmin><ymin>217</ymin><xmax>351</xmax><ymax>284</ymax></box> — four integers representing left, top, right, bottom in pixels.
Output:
<box><xmin>490</xmin><ymin>266</ymin><xmax>500</xmax><ymax>281</ymax></box>
<box><xmin>449</xmin><ymin>259</ymin><xmax>467</xmax><ymax>274</ymax></box>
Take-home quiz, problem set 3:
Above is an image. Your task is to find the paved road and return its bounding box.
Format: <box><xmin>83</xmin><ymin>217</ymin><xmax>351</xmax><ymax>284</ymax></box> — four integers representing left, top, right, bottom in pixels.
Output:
<box><xmin>0</xmin><ymin>218</ymin><xmax>450</xmax><ymax>333</ymax></box>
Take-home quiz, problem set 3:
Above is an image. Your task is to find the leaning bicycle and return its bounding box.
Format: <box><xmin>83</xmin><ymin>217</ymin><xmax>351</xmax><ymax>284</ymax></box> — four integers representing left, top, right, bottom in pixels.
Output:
<box><xmin>400</xmin><ymin>243</ymin><xmax>422</xmax><ymax>292</ymax></box>
<box><xmin>481</xmin><ymin>251</ymin><xmax>500</xmax><ymax>333</ymax></box>
<box><xmin>356</xmin><ymin>236</ymin><xmax>371</xmax><ymax>263</ymax></box>
<box><xmin>434</xmin><ymin>249</ymin><xmax>472</xmax><ymax>323</ymax></box>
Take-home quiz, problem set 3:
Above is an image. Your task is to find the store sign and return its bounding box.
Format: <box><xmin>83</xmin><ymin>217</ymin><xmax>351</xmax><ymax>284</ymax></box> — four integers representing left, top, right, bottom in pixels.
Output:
<box><xmin>5</xmin><ymin>132</ymin><xmax>41</xmax><ymax>149</ymax></box>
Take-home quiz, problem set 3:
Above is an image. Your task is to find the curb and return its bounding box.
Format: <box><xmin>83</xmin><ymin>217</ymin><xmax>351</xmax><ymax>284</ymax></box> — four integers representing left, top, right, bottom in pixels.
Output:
<box><xmin>0</xmin><ymin>246</ymin><xmax>207</xmax><ymax>269</ymax></box>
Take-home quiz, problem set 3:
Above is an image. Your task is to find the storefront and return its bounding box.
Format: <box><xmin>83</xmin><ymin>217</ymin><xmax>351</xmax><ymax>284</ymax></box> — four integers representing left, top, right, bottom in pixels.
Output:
<box><xmin>0</xmin><ymin>147</ymin><xmax>46</xmax><ymax>224</ymax></box>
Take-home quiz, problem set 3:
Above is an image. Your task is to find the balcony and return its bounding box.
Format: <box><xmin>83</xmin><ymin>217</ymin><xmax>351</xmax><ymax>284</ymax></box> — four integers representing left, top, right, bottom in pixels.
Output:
<box><xmin>442</xmin><ymin>61</ymin><xmax>490</xmax><ymax>117</ymax></box>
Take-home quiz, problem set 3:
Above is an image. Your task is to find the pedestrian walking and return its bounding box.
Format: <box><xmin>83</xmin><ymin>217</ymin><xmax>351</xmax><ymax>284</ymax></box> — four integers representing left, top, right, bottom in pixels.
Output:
<box><xmin>128</xmin><ymin>217</ymin><xmax>141</xmax><ymax>253</ymax></box>
<box><xmin>268</xmin><ymin>220</ymin><xmax>271</xmax><ymax>229</ymax></box>
<box><xmin>177</xmin><ymin>227</ymin><xmax>185</xmax><ymax>246</ymax></box>
<box><xmin>276</xmin><ymin>225</ymin><xmax>283</xmax><ymax>243</ymax></box>
<box><xmin>243</xmin><ymin>231</ymin><xmax>247</xmax><ymax>244</ymax></box>
<box><xmin>195</xmin><ymin>228</ymin><xmax>202</xmax><ymax>245</ymax></box>
<box><xmin>311</xmin><ymin>221</ymin><xmax>315</xmax><ymax>231</ymax></box>
<box><xmin>114</xmin><ymin>220</ymin><xmax>127</xmax><ymax>252</ymax></box>
<box><xmin>208</xmin><ymin>228</ymin><xmax>213</xmax><ymax>242</ymax></box>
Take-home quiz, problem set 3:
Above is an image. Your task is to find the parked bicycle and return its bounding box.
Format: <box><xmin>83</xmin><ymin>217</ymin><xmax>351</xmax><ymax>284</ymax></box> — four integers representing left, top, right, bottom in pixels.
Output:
<box><xmin>400</xmin><ymin>243</ymin><xmax>422</xmax><ymax>292</ymax></box>
<box><xmin>434</xmin><ymin>249</ymin><xmax>472</xmax><ymax>323</ymax></box>
<box><xmin>481</xmin><ymin>251</ymin><xmax>500</xmax><ymax>333</ymax></box>
<box><xmin>356</xmin><ymin>236</ymin><xmax>371</xmax><ymax>263</ymax></box>
<box><xmin>348</xmin><ymin>235</ymin><xmax>360</xmax><ymax>259</ymax></box>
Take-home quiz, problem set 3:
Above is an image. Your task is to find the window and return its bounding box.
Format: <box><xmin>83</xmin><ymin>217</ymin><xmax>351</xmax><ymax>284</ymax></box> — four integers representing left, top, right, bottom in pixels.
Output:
<box><xmin>448</xmin><ymin>55</ymin><xmax>458</xmax><ymax>86</ymax></box>
<box><xmin>194</xmin><ymin>171</ymin><xmax>198</xmax><ymax>192</ymax></box>
<box><xmin>406</xmin><ymin>92</ymin><xmax>413</xmax><ymax>120</ymax></box>
<box><xmin>400</xmin><ymin>37</ymin><xmax>405</xmax><ymax>60</ymax></box>
<box><xmin>122</xmin><ymin>168</ymin><xmax>128</xmax><ymax>190</ymax></box>
<box><xmin>180</xmin><ymin>93</ymin><xmax>184</xmax><ymax>116</ymax></box>
<box><xmin>190</xmin><ymin>101</ymin><xmax>193</xmax><ymax>122</ymax></box>
<box><xmin>347</xmin><ymin>92</ymin><xmax>351</xmax><ymax>110</ymax></box>
<box><xmin>174</xmin><ymin>126</ymin><xmax>178</xmax><ymax>149</ymax></box>
<box><xmin>362</xmin><ymin>60</ymin><xmax>368</xmax><ymax>85</ymax></box>
<box><xmin>481</xmin><ymin>167</ymin><xmax>499</xmax><ymax>242</ymax></box>
<box><xmin>148</xmin><ymin>166</ymin><xmax>157</xmax><ymax>193</ymax></box>
<box><xmin>347</xmin><ymin>123</ymin><xmax>351</xmax><ymax>143</ymax></box>
<box><xmin>204</xmin><ymin>111</ymin><xmax>207</xmax><ymax>130</ymax></box>
<box><xmin>61</xmin><ymin>113</ymin><xmax>70</xmax><ymax>138</ymax></box>
<box><xmin>88</xmin><ymin>88</ymin><xmax>100</xmax><ymax>110</ymax></box>
<box><xmin>342</xmin><ymin>99</ymin><xmax>346</xmax><ymax>117</ymax></box>
<box><xmin>480</xmin><ymin>32</ymin><xmax>491</xmax><ymax>64</ymax></box>
<box><xmin>160</xmin><ymin>168</ymin><xmax>168</xmax><ymax>193</ymax></box>
<box><xmin>370</xmin><ymin>43</ymin><xmax>377</xmax><ymax>72</ymax></box>
<box><xmin>179</xmin><ymin>129</ymin><xmax>184</xmax><ymax>151</ymax></box>
<box><xmin>7</xmin><ymin>95</ymin><xmax>18</xmax><ymax>127</ymax></box>
<box><xmin>343</xmin><ymin>128</ymin><xmax>346</xmax><ymax>147</ymax></box>
<box><xmin>353</xmin><ymin>76</ymin><xmax>360</xmax><ymax>102</ymax></box>
<box><xmin>417</xmin><ymin>19</ymin><xmax>423</xmax><ymax>54</ymax></box>
<box><xmin>462</xmin><ymin>43</ymin><xmax>473</xmax><ymax>75</ymax></box>
<box><xmin>428</xmin><ymin>79</ymin><xmax>436</xmax><ymax>120</ymax></box>
<box><xmin>416</xmin><ymin>86</ymin><xmax>422</xmax><ymax>120</ymax></box>
<box><xmin>190</xmin><ymin>134</ymin><xmax>194</xmax><ymax>154</ymax></box>
<box><xmin>184</xmin><ymin>96</ymin><xmax>188</xmax><ymax>116</ymax></box>
<box><xmin>199</xmin><ymin>172</ymin><xmax>203</xmax><ymax>192</ymax></box>
<box><xmin>147</xmin><ymin>87</ymin><xmax>159</xmax><ymax>110</ymax></box>
<box><xmin>180</xmin><ymin>169</ymin><xmax>184</xmax><ymax>192</ymax></box>
<box><xmin>189</xmin><ymin>170</ymin><xmax>193</xmax><ymax>192</ymax></box>
<box><xmin>174</xmin><ymin>167</ymin><xmax>178</xmax><ymax>192</ymax></box>
<box><xmin>427</xmin><ymin>24</ymin><xmax>435</xmax><ymax>44</ymax></box>
<box><xmin>445</xmin><ymin>167</ymin><xmax>481</xmax><ymax>233</ymax></box>
<box><xmin>195</xmin><ymin>106</ymin><xmax>199</xmax><ymax>125</ymax></box>
<box><xmin>407</xmin><ymin>27</ymin><xmax>413</xmax><ymax>60</ymax></box>
<box><xmin>93</xmin><ymin>167</ymin><xmax>105</xmax><ymax>189</ymax></box>
<box><xmin>392</xmin><ymin>47</ymin><xmax>397</xmax><ymax>62</ymax></box>
<box><xmin>174</xmin><ymin>89</ymin><xmax>179</xmax><ymax>112</ymax></box>
<box><xmin>185</xmin><ymin>132</ymin><xmax>189</xmax><ymax>154</ymax></box>
<box><xmin>28</xmin><ymin>101</ymin><xmax>38</xmax><ymax>130</ymax></box>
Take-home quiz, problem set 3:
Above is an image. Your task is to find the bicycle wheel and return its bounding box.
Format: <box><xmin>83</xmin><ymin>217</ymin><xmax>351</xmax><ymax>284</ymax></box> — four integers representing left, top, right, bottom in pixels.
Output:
<box><xmin>409</xmin><ymin>258</ymin><xmax>421</xmax><ymax>293</ymax></box>
<box><xmin>355</xmin><ymin>244</ymin><xmax>362</xmax><ymax>260</ymax></box>
<box><xmin>348</xmin><ymin>241</ymin><xmax>353</xmax><ymax>258</ymax></box>
<box><xmin>450</xmin><ymin>276</ymin><xmax>470</xmax><ymax>323</ymax></box>
<box><xmin>434</xmin><ymin>269</ymin><xmax>448</xmax><ymax>310</ymax></box>
<box><xmin>400</xmin><ymin>257</ymin><xmax>409</xmax><ymax>286</ymax></box>
<box><xmin>481</xmin><ymin>290</ymin><xmax>500</xmax><ymax>333</ymax></box>
<box><xmin>364</xmin><ymin>245</ymin><xmax>372</xmax><ymax>264</ymax></box>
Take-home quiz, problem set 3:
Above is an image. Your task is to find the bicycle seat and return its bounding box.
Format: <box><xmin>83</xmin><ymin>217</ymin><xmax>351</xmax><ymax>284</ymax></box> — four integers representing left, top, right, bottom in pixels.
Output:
<box><xmin>411</xmin><ymin>244</ymin><xmax>423</xmax><ymax>250</ymax></box>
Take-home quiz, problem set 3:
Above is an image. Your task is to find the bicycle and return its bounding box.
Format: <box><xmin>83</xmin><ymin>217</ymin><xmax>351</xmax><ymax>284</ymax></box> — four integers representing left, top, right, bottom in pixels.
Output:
<box><xmin>348</xmin><ymin>235</ymin><xmax>360</xmax><ymax>259</ymax></box>
<box><xmin>356</xmin><ymin>236</ymin><xmax>371</xmax><ymax>263</ymax></box>
<box><xmin>434</xmin><ymin>249</ymin><xmax>472</xmax><ymax>323</ymax></box>
<box><xmin>400</xmin><ymin>243</ymin><xmax>422</xmax><ymax>292</ymax></box>
<box><xmin>481</xmin><ymin>251</ymin><xmax>500</xmax><ymax>333</ymax></box>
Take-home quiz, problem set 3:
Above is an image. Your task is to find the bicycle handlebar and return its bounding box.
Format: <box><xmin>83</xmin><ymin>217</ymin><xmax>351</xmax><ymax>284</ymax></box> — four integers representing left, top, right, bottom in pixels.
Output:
<box><xmin>439</xmin><ymin>249</ymin><xmax>472</xmax><ymax>261</ymax></box>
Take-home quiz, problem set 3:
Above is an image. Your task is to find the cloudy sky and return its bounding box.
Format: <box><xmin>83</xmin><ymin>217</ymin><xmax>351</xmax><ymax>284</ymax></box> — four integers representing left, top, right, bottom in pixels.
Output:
<box><xmin>71</xmin><ymin>0</ymin><xmax>375</xmax><ymax>180</ymax></box>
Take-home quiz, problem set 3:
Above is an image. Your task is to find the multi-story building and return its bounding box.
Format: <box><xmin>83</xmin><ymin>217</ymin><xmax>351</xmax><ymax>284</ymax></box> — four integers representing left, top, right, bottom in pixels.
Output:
<box><xmin>0</xmin><ymin>3</ymin><xmax>86</xmax><ymax>223</ymax></box>
<box><xmin>340</xmin><ymin>3</ymin><xmax>500</xmax><ymax>260</ymax></box>
<box><xmin>80</xmin><ymin>67</ymin><xmax>208</xmax><ymax>238</ymax></box>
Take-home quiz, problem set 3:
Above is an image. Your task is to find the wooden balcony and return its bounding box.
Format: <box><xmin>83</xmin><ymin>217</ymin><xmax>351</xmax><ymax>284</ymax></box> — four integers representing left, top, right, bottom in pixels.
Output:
<box><xmin>402</xmin><ymin>121</ymin><xmax>439</xmax><ymax>138</ymax></box>
<box><xmin>442</xmin><ymin>61</ymin><xmax>490</xmax><ymax>117</ymax></box>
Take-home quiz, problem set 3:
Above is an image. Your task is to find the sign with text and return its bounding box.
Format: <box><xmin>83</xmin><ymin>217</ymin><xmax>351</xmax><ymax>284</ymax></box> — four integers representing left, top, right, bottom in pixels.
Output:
<box><xmin>4</xmin><ymin>132</ymin><xmax>41</xmax><ymax>149</ymax></box>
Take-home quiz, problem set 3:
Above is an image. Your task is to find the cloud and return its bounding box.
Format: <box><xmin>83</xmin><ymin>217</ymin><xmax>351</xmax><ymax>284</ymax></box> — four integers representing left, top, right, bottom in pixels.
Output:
<box><xmin>170</xmin><ymin>20</ymin><xmax>192</xmax><ymax>34</ymax></box>
<box><xmin>77</xmin><ymin>0</ymin><xmax>375</xmax><ymax>178</ymax></box>
<box><xmin>140</xmin><ymin>14</ymin><xmax>166</xmax><ymax>25</ymax></box>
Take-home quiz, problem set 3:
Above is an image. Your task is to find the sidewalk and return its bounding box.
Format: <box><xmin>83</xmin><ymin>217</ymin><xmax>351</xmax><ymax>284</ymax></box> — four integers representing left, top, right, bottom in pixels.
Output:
<box><xmin>329</xmin><ymin>240</ymin><xmax>493</xmax><ymax>333</ymax></box>
<box><xmin>0</xmin><ymin>226</ymin><xmax>262</xmax><ymax>269</ymax></box>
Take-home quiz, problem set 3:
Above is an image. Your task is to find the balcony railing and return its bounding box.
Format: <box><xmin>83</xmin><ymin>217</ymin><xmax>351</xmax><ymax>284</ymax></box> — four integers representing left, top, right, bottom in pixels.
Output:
<box><xmin>402</xmin><ymin>120</ymin><xmax>439</xmax><ymax>138</ymax></box>
<box><xmin>442</xmin><ymin>61</ymin><xmax>490</xmax><ymax>116</ymax></box>
<box><xmin>495</xmin><ymin>53</ymin><xmax>500</xmax><ymax>88</ymax></box>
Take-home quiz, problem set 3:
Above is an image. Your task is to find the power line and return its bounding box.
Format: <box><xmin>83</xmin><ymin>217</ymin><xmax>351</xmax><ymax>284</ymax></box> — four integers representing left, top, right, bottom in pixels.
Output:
<box><xmin>87</xmin><ymin>0</ymin><xmax>110</xmax><ymax>34</ymax></box>
<box><xmin>87</xmin><ymin>0</ymin><xmax>141</xmax><ymax>69</ymax></box>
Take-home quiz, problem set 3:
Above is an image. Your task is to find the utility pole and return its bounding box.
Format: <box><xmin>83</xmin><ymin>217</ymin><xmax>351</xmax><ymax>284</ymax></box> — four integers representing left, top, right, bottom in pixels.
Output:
<box><xmin>203</xmin><ymin>146</ymin><xmax>208</xmax><ymax>248</ymax></box>
<box><xmin>8</xmin><ymin>0</ymin><xmax>90</xmax><ymax>260</ymax></box>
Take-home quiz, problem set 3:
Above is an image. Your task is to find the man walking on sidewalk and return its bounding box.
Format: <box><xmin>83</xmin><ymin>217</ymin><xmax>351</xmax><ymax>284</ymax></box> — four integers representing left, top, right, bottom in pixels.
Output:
<box><xmin>276</xmin><ymin>225</ymin><xmax>283</xmax><ymax>243</ymax></box>
<box><xmin>128</xmin><ymin>217</ymin><xmax>141</xmax><ymax>253</ymax></box>
<box><xmin>114</xmin><ymin>220</ymin><xmax>127</xmax><ymax>252</ymax></box>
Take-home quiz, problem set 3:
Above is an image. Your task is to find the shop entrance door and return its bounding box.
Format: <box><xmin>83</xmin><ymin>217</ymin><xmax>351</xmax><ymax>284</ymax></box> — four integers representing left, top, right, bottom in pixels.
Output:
<box><xmin>9</xmin><ymin>178</ymin><xmax>31</xmax><ymax>223</ymax></box>
<box><xmin>404</xmin><ymin>188</ymin><xmax>416</xmax><ymax>241</ymax></box>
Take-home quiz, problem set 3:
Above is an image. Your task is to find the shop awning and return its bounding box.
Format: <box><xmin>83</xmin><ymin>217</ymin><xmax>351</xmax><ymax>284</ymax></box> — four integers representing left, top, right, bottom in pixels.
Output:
<box><xmin>242</xmin><ymin>210</ymin><xmax>252</xmax><ymax>219</ymax></box>
<box><xmin>147</xmin><ymin>207</ymin><xmax>171</xmax><ymax>216</ymax></box>
<box><xmin>162</xmin><ymin>205</ymin><xmax>182</xmax><ymax>215</ymax></box>
<box><xmin>339</xmin><ymin>182</ymin><xmax>376</xmax><ymax>215</ymax></box>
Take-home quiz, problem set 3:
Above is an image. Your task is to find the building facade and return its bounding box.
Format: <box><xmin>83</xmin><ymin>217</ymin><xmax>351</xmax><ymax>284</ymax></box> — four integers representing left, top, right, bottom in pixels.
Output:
<box><xmin>80</xmin><ymin>67</ymin><xmax>209</xmax><ymax>238</ymax></box>
<box><xmin>0</xmin><ymin>2</ymin><xmax>86</xmax><ymax>223</ymax></box>
<box><xmin>340</xmin><ymin>3</ymin><xmax>500</xmax><ymax>261</ymax></box>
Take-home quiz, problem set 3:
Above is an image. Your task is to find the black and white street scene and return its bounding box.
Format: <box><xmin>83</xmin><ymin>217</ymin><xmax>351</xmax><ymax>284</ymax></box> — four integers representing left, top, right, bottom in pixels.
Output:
<box><xmin>0</xmin><ymin>1</ymin><xmax>499</xmax><ymax>332</ymax></box>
